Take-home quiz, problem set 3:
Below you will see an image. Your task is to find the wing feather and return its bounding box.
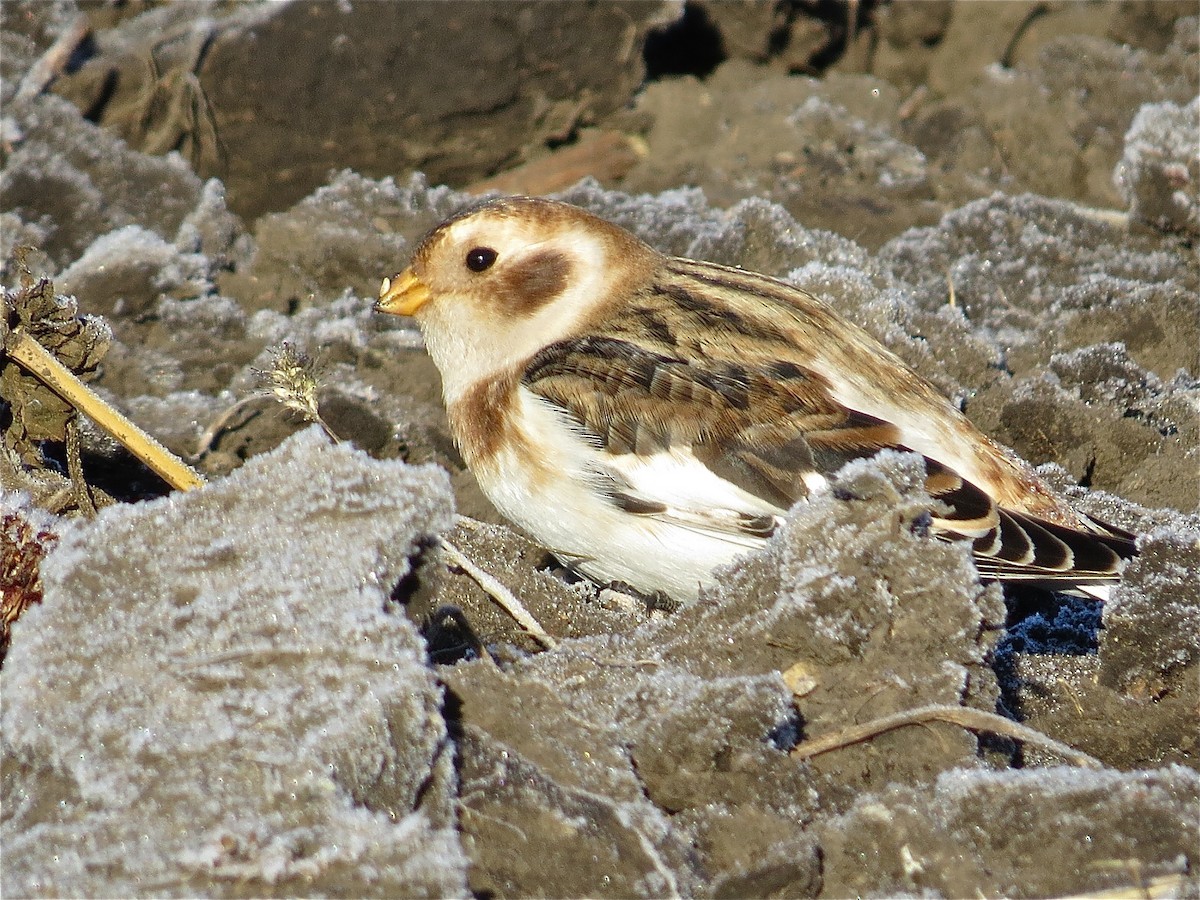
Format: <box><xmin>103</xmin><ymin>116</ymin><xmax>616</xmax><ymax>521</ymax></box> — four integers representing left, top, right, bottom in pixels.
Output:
<box><xmin>520</xmin><ymin>292</ymin><xmax>1137</xmax><ymax>588</ymax></box>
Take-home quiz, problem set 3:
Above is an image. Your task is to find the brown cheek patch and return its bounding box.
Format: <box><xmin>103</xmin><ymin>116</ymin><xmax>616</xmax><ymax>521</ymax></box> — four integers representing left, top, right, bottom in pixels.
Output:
<box><xmin>496</xmin><ymin>250</ymin><xmax>571</xmax><ymax>316</ymax></box>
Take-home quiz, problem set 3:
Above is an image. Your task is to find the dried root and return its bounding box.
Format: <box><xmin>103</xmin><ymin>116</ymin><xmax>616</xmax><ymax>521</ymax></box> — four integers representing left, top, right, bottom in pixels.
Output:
<box><xmin>792</xmin><ymin>703</ymin><xmax>1103</xmax><ymax>769</ymax></box>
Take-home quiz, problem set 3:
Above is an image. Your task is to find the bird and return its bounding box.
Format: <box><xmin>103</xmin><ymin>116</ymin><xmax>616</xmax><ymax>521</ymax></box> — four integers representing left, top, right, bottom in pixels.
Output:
<box><xmin>376</xmin><ymin>196</ymin><xmax>1136</xmax><ymax>603</ymax></box>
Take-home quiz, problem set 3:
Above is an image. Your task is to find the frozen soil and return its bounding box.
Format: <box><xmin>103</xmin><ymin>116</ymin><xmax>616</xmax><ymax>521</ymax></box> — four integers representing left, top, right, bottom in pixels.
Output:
<box><xmin>2</xmin><ymin>2</ymin><xmax>1198</xmax><ymax>897</ymax></box>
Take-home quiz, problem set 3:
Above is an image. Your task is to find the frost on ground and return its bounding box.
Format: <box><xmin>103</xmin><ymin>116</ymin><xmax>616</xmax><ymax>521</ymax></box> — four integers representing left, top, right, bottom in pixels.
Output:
<box><xmin>1116</xmin><ymin>96</ymin><xmax>1200</xmax><ymax>236</ymax></box>
<box><xmin>439</xmin><ymin>453</ymin><xmax>999</xmax><ymax>895</ymax></box>
<box><xmin>1</xmin><ymin>430</ymin><xmax>468</xmax><ymax>898</ymax></box>
<box><xmin>3</xmin><ymin>3</ymin><xmax>1198</xmax><ymax>896</ymax></box>
<box><xmin>4</xmin><ymin>168</ymin><xmax>1198</xmax><ymax>896</ymax></box>
<box><xmin>818</xmin><ymin>765</ymin><xmax>1199</xmax><ymax>898</ymax></box>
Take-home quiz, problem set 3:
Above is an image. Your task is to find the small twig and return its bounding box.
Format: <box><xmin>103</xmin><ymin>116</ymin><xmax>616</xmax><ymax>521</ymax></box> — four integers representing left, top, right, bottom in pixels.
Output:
<box><xmin>1000</xmin><ymin>2</ymin><xmax>1049</xmax><ymax>69</ymax></box>
<box><xmin>193</xmin><ymin>394</ymin><xmax>266</xmax><ymax>459</ymax></box>
<box><xmin>1057</xmin><ymin>873</ymin><xmax>1188</xmax><ymax>900</ymax></box>
<box><xmin>1063</xmin><ymin>201</ymin><xmax>1131</xmax><ymax>229</ymax></box>
<box><xmin>466</xmin><ymin>130</ymin><xmax>646</xmax><ymax>197</ymax></box>
<box><xmin>791</xmin><ymin>703</ymin><xmax>1103</xmax><ymax>768</ymax></box>
<box><xmin>896</xmin><ymin>84</ymin><xmax>929</xmax><ymax>121</ymax></box>
<box><xmin>64</xmin><ymin>417</ymin><xmax>97</xmax><ymax>516</ymax></box>
<box><xmin>14</xmin><ymin>15</ymin><xmax>91</xmax><ymax>103</ymax></box>
<box><xmin>7</xmin><ymin>328</ymin><xmax>205</xmax><ymax>492</ymax></box>
<box><xmin>440</xmin><ymin>538</ymin><xmax>557</xmax><ymax>650</ymax></box>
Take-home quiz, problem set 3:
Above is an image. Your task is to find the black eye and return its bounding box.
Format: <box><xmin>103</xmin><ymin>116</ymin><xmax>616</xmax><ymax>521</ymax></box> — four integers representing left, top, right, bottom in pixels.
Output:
<box><xmin>466</xmin><ymin>247</ymin><xmax>498</xmax><ymax>272</ymax></box>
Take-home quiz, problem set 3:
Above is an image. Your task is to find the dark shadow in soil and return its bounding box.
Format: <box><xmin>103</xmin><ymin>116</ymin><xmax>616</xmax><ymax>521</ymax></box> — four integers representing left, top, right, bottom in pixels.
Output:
<box><xmin>644</xmin><ymin>2</ymin><xmax>726</xmax><ymax>80</ymax></box>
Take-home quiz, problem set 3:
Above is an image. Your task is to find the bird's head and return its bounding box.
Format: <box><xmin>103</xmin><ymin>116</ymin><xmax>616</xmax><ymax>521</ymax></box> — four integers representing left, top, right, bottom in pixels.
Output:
<box><xmin>377</xmin><ymin>196</ymin><xmax>657</xmax><ymax>400</ymax></box>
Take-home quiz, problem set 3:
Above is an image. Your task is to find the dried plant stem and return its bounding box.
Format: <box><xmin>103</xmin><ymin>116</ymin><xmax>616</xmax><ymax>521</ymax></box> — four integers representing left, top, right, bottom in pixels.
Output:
<box><xmin>791</xmin><ymin>703</ymin><xmax>1103</xmax><ymax>769</ymax></box>
<box><xmin>14</xmin><ymin>15</ymin><xmax>90</xmax><ymax>103</ymax></box>
<box><xmin>64</xmin><ymin>417</ymin><xmax>97</xmax><ymax>515</ymax></box>
<box><xmin>7</xmin><ymin>329</ymin><xmax>205</xmax><ymax>492</ymax></box>
<box><xmin>440</xmin><ymin>538</ymin><xmax>557</xmax><ymax>650</ymax></box>
<box><xmin>1057</xmin><ymin>873</ymin><xmax>1188</xmax><ymax>899</ymax></box>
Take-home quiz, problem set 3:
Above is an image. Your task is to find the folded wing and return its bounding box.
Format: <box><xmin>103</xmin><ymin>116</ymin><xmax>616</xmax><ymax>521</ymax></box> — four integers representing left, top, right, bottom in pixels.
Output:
<box><xmin>522</xmin><ymin>332</ymin><xmax>1136</xmax><ymax>591</ymax></box>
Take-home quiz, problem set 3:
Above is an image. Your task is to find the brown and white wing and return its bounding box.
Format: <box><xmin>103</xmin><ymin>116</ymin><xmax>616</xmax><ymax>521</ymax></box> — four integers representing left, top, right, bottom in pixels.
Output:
<box><xmin>521</xmin><ymin>333</ymin><xmax>1136</xmax><ymax>588</ymax></box>
<box><xmin>522</xmin><ymin>332</ymin><xmax>875</xmax><ymax>531</ymax></box>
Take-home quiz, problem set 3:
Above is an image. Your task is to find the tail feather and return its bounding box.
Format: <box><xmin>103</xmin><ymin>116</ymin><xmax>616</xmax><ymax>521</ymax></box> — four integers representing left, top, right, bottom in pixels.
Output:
<box><xmin>922</xmin><ymin>458</ymin><xmax>1137</xmax><ymax>593</ymax></box>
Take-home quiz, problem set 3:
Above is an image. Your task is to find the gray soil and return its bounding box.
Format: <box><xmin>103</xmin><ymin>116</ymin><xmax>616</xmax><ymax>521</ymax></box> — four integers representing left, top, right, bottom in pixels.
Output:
<box><xmin>2</xmin><ymin>2</ymin><xmax>1198</xmax><ymax>898</ymax></box>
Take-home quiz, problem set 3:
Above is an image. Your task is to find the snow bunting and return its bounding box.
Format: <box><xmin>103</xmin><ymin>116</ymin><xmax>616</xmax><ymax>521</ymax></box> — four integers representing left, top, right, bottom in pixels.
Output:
<box><xmin>377</xmin><ymin>196</ymin><xmax>1136</xmax><ymax>602</ymax></box>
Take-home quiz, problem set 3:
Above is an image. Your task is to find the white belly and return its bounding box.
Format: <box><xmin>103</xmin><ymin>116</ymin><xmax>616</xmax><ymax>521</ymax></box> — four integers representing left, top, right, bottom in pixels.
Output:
<box><xmin>469</xmin><ymin>388</ymin><xmax>773</xmax><ymax>601</ymax></box>
<box><xmin>481</xmin><ymin>454</ymin><xmax>759</xmax><ymax>600</ymax></box>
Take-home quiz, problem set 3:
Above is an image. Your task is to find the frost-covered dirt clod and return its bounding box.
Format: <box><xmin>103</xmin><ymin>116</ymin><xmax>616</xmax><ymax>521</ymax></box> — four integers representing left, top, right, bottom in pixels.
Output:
<box><xmin>2</xmin><ymin>432</ymin><xmax>467</xmax><ymax>897</ymax></box>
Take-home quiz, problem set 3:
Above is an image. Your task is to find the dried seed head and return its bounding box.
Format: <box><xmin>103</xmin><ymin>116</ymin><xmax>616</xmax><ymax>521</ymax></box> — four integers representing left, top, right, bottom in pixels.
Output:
<box><xmin>255</xmin><ymin>342</ymin><xmax>338</xmax><ymax>442</ymax></box>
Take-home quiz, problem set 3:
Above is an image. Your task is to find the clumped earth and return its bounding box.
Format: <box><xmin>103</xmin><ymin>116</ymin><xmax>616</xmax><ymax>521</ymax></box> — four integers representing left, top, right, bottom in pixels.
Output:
<box><xmin>2</xmin><ymin>2</ymin><xmax>1198</xmax><ymax>898</ymax></box>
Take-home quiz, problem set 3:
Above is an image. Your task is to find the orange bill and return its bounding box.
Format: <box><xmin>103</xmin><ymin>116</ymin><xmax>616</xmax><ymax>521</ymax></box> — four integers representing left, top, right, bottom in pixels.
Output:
<box><xmin>376</xmin><ymin>268</ymin><xmax>431</xmax><ymax>316</ymax></box>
